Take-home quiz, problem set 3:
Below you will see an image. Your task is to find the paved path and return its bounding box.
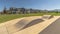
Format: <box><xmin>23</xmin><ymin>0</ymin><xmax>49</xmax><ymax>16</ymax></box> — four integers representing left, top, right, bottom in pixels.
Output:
<box><xmin>39</xmin><ymin>17</ymin><xmax>60</xmax><ymax>34</ymax></box>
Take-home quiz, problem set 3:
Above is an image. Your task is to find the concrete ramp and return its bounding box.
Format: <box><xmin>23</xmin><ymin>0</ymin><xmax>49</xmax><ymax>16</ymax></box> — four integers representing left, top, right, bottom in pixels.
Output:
<box><xmin>5</xmin><ymin>16</ymin><xmax>42</xmax><ymax>34</ymax></box>
<box><xmin>13</xmin><ymin>16</ymin><xmax>59</xmax><ymax>34</ymax></box>
<box><xmin>15</xmin><ymin>18</ymin><xmax>44</xmax><ymax>31</ymax></box>
<box><xmin>42</xmin><ymin>15</ymin><xmax>53</xmax><ymax>20</ymax></box>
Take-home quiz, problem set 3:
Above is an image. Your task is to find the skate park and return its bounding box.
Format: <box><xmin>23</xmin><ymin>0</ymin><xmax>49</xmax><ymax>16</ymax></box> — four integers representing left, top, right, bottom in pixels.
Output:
<box><xmin>0</xmin><ymin>15</ymin><xmax>60</xmax><ymax>34</ymax></box>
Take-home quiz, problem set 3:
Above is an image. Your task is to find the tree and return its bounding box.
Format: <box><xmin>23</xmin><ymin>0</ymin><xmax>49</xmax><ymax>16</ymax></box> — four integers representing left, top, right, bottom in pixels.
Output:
<box><xmin>3</xmin><ymin>7</ymin><xmax>7</xmax><ymax>14</ymax></box>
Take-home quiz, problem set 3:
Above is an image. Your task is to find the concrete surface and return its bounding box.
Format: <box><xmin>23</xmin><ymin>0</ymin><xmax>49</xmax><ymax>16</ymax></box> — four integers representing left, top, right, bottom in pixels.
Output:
<box><xmin>0</xmin><ymin>16</ymin><xmax>59</xmax><ymax>34</ymax></box>
<box><xmin>39</xmin><ymin>18</ymin><xmax>60</xmax><ymax>34</ymax></box>
<box><xmin>0</xmin><ymin>25</ymin><xmax>8</xmax><ymax>34</ymax></box>
<box><xmin>6</xmin><ymin>16</ymin><xmax>42</xmax><ymax>34</ymax></box>
<box><xmin>13</xmin><ymin>16</ymin><xmax>59</xmax><ymax>34</ymax></box>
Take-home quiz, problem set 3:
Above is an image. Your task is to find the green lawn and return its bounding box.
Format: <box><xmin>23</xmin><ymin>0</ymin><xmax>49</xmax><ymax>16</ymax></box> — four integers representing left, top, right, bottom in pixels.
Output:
<box><xmin>0</xmin><ymin>13</ymin><xmax>43</xmax><ymax>23</ymax></box>
<box><xmin>0</xmin><ymin>13</ymin><xmax>60</xmax><ymax>23</ymax></box>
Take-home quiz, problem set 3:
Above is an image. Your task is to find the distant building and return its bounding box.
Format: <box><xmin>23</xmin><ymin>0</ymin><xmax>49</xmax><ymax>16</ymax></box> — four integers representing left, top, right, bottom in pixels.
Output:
<box><xmin>1</xmin><ymin>7</ymin><xmax>41</xmax><ymax>14</ymax></box>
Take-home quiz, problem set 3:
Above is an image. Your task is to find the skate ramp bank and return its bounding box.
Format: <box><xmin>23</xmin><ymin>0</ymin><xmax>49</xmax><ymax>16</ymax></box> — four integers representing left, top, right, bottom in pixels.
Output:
<box><xmin>13</xmin><ymin>16</ymin><xmax>59</xmax><ymax>34</ymax></box>
<box><xmin>6</xmin><ymin>16</ymin><xmax>43</xmax><ymax>34</ymax></box>
<box><xmin>15</xmin><ymin>18</ymin><xmax>44</xmax><ymax>31</ymax></box>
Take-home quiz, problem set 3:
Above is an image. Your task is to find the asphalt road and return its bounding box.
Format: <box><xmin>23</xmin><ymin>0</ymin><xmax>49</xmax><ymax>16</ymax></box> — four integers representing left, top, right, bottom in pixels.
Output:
<box><xmin>39</xmin><ymin>18</ymin><xmax>60</xmax><ymax>34</ymax></box>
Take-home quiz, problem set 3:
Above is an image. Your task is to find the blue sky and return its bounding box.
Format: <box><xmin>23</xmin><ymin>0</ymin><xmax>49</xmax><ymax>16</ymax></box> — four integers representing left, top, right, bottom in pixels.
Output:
<box><xmin>0</xmin><ymin>0</ymin><xmax>60</xmax><ymax>11</ymax></box>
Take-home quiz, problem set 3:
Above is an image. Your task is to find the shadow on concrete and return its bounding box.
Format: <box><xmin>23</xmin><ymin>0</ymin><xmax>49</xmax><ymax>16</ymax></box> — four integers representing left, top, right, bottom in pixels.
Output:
<box><xmin>15</xmin><ymin>18</ymin><xmax>44</xmax><ymax>31</ymax></box>
<box><xmin>15</xmin><ymin>19</ymin><xmax>28</xmax><ymax>28</ymax></box>
<box><xmin>42</xmin><ymin>15</ymin><xmax>53</xmax><ymax>19</ymax></box>
<box><xmin>21</xmin><ymin>19</ymin><xmax>44</xmax><ymax>30</ymax></box>
<box><xmin>39</xmin><ymin>18</ymin><xmax>60</xmax><ymax>34</ymax></box>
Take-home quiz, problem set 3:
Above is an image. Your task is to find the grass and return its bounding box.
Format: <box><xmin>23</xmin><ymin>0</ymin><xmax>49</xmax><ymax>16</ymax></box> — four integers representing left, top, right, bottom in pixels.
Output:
<box><xmin>0</xmin><ymin>13</ymin><xmax>43</xmax><ymax>23</ymax></box>
<box><xmin>0</xmin><ymin>13</ymin><xmax>60</xmax><ymax>23</ymax></box>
